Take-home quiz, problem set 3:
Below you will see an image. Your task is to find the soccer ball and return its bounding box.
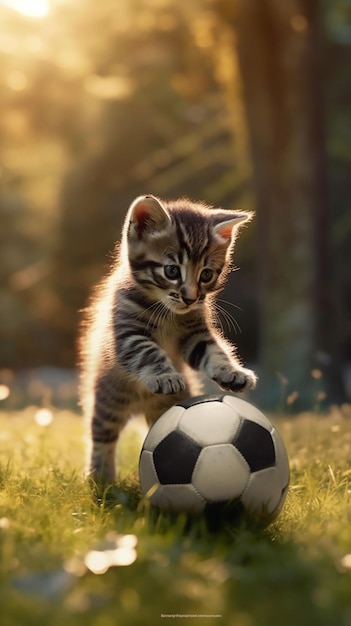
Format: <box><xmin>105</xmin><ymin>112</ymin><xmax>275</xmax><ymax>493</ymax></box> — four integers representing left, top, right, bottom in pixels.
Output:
<box><xmin>139</xmin><ymin>394</ymin><xmax>289</xmax><ymax>527</ymax></box>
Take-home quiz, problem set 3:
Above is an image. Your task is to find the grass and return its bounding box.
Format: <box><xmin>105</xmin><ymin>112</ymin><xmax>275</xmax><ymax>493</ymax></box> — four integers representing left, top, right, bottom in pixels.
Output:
<box><xmin>1</xmin><ymin>404</ymin><xmax>351</xmax><ymax>626</ymax></box>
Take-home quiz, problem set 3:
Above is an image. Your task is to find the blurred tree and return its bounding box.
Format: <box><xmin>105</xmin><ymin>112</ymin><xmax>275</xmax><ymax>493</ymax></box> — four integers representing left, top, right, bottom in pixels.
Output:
<box><xmin>218</xmin><ymin>0</ymin><xmax>345</xmax><ymax>406</ymax></box>
<box><xmin>52</xmin><ymin>0</ymin><xmax>254</xmax><ymax>366</ymax></box>
<box><xmin>0</xmin><ymin>0</ymin><xmax>350</xmax><ymax>402</ymax></box>
<box><xmin>324</xmin><ymin>0</ymin><xmax>351</xmax><ymax>379</ymax></box>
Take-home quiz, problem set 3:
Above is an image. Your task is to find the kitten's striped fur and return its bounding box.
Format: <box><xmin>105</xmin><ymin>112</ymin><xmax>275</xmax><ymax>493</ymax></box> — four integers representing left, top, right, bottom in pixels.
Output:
<box><xmin>80</xmin><ymin>195</ymin><xmax>257</xmax><ymax>481</ymax></box>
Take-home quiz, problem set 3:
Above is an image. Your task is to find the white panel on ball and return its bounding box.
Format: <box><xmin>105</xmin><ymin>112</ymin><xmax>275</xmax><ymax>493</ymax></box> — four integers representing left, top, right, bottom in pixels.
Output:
<box><xmin>193</xmin><ymin>444</ymin><xmax>250</xmax><ymax>501</ymax></box>
<box><xmin>222</xmin><ymin>396</ymin><xmax>273</xmax><ymax>432</ymax></box>
<box><xmin>142</xmin><ymin>405</ymin><xmax>185</xmax><ymax>451</ymax></box>
<box><xmin>139</xmin><ymin>450</ymin><xmax>159</xmax><ymax>495</ymax></box>
<box><xmin>271</xmin><ymin>429</ymin><xmax>290</xmax><ymax>488</ymax></box>
<box><xmin>179</xmin><ymin>401</ymin><xmax>241</xmax><ymax>447</ymax></box>
<box><xmin>241</xmin><ymin>467</ymin><xmax>283</xmax><ymax>514</ymax></box>
<box><xmin>151</xmin><ymin>484</ymin><xmax>205</xmax><ymax>514</ymax></box>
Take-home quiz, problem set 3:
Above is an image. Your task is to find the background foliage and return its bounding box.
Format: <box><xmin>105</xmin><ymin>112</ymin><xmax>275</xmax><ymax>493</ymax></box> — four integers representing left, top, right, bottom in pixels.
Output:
<box><xmin>0</xmin><ymin>0</ymin><xmax>350</xmax><ymax>406</ymax></box>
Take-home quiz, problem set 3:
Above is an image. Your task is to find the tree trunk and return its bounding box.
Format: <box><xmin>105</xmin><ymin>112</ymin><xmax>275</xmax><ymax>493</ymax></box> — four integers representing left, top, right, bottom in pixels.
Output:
<box><xmin>228</xmin><ymin>0</ymin><xmax>344</xmax><ymax>407</ymax></box>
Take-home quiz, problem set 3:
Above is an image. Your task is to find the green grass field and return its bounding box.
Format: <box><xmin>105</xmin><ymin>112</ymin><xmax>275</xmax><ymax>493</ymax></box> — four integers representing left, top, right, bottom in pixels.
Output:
<box><xmin>1</xmin><ymin>404</ymin><xmax>351</xmax><ymax>626</ymax></box>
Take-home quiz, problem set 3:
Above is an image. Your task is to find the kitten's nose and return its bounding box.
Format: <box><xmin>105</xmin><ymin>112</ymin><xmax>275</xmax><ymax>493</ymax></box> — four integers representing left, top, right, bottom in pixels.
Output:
<box><xmin>182</xmin><ymin>295</ymin><xmax>197</xmax><ymax>306</ymax></box>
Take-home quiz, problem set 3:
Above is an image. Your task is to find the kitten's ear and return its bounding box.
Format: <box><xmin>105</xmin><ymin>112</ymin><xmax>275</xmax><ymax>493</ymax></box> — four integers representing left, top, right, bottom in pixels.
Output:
<box><xmin>128</xmin><ymin>195</ymin><xmax>170</xmax><ymax>239</ymax></box>
<box><xmin>212</xmin><ymin>211</ymin><xmax>253</xmax><ymax>244</ymax></box>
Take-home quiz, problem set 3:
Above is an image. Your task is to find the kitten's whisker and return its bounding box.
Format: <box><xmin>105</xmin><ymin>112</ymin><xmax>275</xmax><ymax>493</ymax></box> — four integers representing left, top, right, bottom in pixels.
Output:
<box><xmin>147</xmin><ymin>302</ymin><xmax>165</xmax><ymax>332</ymax></box>
<box><xmin>154</xmin><ymin>302</ymin><xmax>170</xmax><ymax>331</ymax></box>
<box><xmin>217</xmin><ymin>298</ymin><xmax>243</xmax><ymax>312</ymax></box>
<box><xmin>216</xmin><ymin>310</ymin><xmax>225</xmax><ymax>336</ymax></box>
<box><xmin>137</xmin><ymin>302</ymin><xmax>161</xmax><ymax>335</ymax></box>
<box><xmin>215</xmin><ymin>303</ymin><xmax>242</xmax><ymax>334</ymax></box>
<box><xmin>216</xmin><ymin>298</ymin><xmax>242</xmax><ymax>334</ymax></box>
<box><xmin>211</xmin><ymin>304</ymin><xmax>226</xmax><ymax>336</ymax></box>
<box><xmin>153</xmin><ymin>302</ymin><xmax>171</xmax><ymax>339</ymax></box>
<box><xmin>136</xmin><ymin>300</ymin><xmax>160</xmax><ymax>320</ymax></box>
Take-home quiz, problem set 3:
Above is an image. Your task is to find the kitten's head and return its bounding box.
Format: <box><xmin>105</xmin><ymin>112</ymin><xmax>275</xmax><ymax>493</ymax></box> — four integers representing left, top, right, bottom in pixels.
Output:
<box><xmin>123</xmin><ymin>195</ymin><xmax>252</xmax><ymax>314</ymax></box>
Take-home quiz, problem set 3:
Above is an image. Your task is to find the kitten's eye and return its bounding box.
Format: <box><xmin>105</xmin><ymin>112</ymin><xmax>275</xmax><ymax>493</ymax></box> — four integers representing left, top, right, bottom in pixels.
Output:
<box><xmin>200</xmin><ymin>268</ymin><xmax>214</xmax><ymax>283</ymax></box>
<box><xmin>164</xmin><ymin>265</ymin><xmax>181</xmax><ymax>280</ymax></box>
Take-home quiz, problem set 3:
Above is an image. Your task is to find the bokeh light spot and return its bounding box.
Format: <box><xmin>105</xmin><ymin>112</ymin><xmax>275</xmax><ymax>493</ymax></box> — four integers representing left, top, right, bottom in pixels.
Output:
<box><xmin>0</xmin><ymin>385</ymin><xmax>10</xmax><ymax>401</ymax></box>
<box><xmin>34</xmin><ymin>408</ymin><xmax>53</xmax><ymax>426</ymax></box>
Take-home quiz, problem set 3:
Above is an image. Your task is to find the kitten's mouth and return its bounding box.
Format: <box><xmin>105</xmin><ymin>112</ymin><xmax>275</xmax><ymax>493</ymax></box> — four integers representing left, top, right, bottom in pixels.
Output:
<box><xmin>167</xmin><ymin>297</ymin><xmax>200</xmax><ymax>314</ymax></box>
<box><xmin>178</xmin><ymin>304</ymin><xmax>197</xmax><ymax>314</ymax></box>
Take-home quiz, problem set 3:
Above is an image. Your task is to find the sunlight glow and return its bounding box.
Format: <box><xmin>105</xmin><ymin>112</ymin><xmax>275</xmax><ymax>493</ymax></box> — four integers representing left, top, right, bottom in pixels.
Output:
<box><xmin>0</xmin><ymin>518</ymin><xmax>10</xmax><ymax>529</ymax></box>
<box><xmin>340</xmin><ymin>554</ymin><xmax>351</xmax><ymax>571</ymax></box>
<box><xmin>2</xmin><ymin>0</ymin><xmax>50</xmax><ymax>18</ymax></box>
<box><xmin>0</xmin><ymin>385</ymin><xmax>10</xmax><ymax>401</ymax></box>
<box><xmin>34</xmin><ymin>408</ymin><xmax>53</xmax><ymax>426</ymax></box>
<box><xmin>84</xmin><ymin>535</ymin><xmax>138</xmax><ymax>575</ymax></box>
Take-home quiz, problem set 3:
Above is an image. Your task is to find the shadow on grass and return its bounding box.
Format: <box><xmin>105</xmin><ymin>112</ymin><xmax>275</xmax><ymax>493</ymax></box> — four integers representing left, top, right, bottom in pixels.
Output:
<box><xmin>88</xmin><ymin>477</ymin><xmax>351</xmax><ymax>626</ymax></box>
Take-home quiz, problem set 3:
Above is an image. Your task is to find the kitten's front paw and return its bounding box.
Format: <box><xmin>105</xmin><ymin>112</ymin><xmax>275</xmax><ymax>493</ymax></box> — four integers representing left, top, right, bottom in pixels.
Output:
<box><xmin>212</xmin><ymin>365</ymin><xmax>257</xmax><ymax>392</ymax></box>
<box><xmin>146</xmin><ymin>372</ymin><xmax>186</xmax><ymax>395</ymax></box>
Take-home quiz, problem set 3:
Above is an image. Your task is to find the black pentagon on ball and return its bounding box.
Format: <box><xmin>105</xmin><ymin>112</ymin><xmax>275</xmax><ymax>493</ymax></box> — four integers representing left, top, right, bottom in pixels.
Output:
<box><xmin>232</xmin><ymin>419</ymin><xmax>275</xmax><ymax>472</ymax></box>
<box><xmin>153</xmin><ymin>430</ymin><xmax>202</xmax><ymax>484</ymax></box>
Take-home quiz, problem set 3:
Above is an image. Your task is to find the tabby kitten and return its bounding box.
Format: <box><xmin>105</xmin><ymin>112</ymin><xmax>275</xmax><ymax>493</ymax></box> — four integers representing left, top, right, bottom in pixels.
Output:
<box><xmin>80</xmin><ymin>195</ymin><xmax>257</xmax><ymax>481</ymax></box>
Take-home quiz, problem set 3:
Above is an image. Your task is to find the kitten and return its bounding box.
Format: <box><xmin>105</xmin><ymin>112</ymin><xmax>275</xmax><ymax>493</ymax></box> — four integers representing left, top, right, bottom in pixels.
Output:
<box><xmin>80</xmin><ymin>195</ymin><xmax>257</xmax><ymax>482</ymax></box>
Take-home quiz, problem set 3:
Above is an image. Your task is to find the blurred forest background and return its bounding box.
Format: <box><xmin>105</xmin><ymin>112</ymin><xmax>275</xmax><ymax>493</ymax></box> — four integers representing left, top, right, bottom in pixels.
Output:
<box><xmin>0</xmin><ymin>0</ymin><xmax>350</xmax><ymax>409</ymax></box>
